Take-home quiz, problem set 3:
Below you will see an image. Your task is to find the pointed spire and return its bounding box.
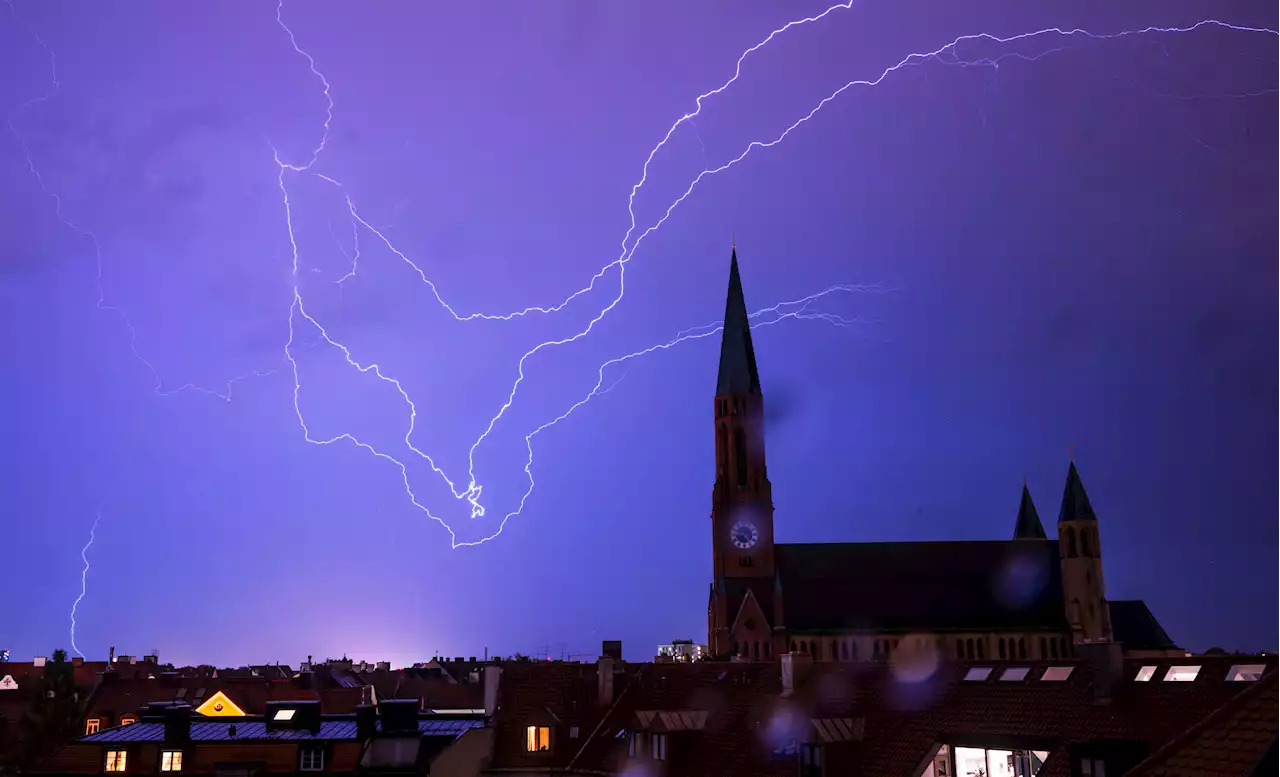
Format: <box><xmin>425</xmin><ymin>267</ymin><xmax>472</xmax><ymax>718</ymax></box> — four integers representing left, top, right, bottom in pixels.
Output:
<box><xmin>1057</xmin><ymin>460</ymin><xmax>1097</xmax><ymax>523</ymax></box>
<box><xmin>716</xmin><ymin>247</ymin><xmax>761</xmax><ymax>395</ymax></box>
<box><xmin>1013</xmin><ymin>482</ymin><xmax>1047</xmax><ymax>539</ymax></box>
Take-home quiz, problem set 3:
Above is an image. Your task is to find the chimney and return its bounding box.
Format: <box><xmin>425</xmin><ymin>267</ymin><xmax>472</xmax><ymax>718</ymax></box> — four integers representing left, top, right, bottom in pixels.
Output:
<box><xmin>380</xmin><ymin>699</ymin><xmax>419</xmax><ymax>733</ymax></box>
<box><xmin>781</xmin><ymin>651</ymin><xmax>813</xmax><ymax>697</ymax></box>
<box><xmin>33</xmin><ymin>656</ymin><xmax>46</xmax><ymax>668</ymax></box>
<box><xmin>598</xmin><ymin>657</ymin><xmax>616</xmax><ymax>707</ymax></box>
<box><xmin>483</xmin><ymin>665</ymin><xmax>502</xmax><ymax>717</ymax></box>
<box><xmin>375</xmin><ymin>661</ymin><xmax>390</xmax><ymax>672</ymax></box>
<box><xmin>356</xmin><ymin>702</ymin><xmax>377</xmax><ymax>740</ymax></box>
<box><xmin>72</xmin><ymin>656</ymin><xmax>84</xmax><ymax>667</ymax></box>
<box><xmin>1079</xmin><ymin>641</ymin><xmax>1124</xmax><ymax>704</ymax></box>
<box><xmin>602</xmin><ymin>640</ymin><xmax>623</xmax><ymax>661</ymax></box>
<box><xmin>109</xmin><ymin>646</ymin><xmax>115</xmax><ymax>664</ymax></box>
<box><xmin>163</xmin><ymin>705</ymin><xmax>192</xmax><ymax>745</ymax></box>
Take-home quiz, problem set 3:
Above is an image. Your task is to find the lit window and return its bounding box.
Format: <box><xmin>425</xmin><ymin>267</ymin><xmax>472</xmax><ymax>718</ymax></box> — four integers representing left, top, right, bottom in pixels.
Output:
<box><xmin>1226</xmin><ymin>664</ymin><xmax>1266</xmax><ymax>682</ymax></box>
<box><xmin>160</xmin><ymin>751</ymin><xmax>183</xmax><ymax>772</ymax></box>
<box><xmin>1041</xmin><ymin>666</ymin><xmax>1074</xmax><ymax>682</ymax></box>
<box><xmin>274</xmin><ymin>708</ymin><xmax>296</xmax><ymax>721</ymax></box>
<box><xmin>299</xmin><ymin>748</ymin><xmax>324</xmax><ymax>771</ymax></box>
<box><xmin>963</xmin><ymin>666</ymin><xmax>993</xmax><ymax>681</ymax></box>
<box><xmin>525</xmin><ymin>725</ymin><xmax>551</xmax><ymax>752</ymax></box>
<box><xmin>651</xmin><ymin>732</ymin><xmax>668</xmax><ymax>761</ymax></box>
<box><xmin>121</xmin><ymin>716</ymin><xmax>137</xmax><ymax>726</ymax></box>
<box><xmin>999</xmin><ymin>666</ymin><xmax>1030</xmax><ymax>682</ymax></box>
<box><xmin>1163</xmin><ymin>665</ymin><xmax>1201</xmax><ymax>682</ymax></box>
<box><xmin>1134</xmin><ymin>665</ymin><xmax>1157</xmax><ymax>682</ymax></box>
<box><xmin>105</xmin><ymin>750</ymin><xmax>127</xmax><ymax>772</ymax></box>
<box><xmin>86</xmin><ymin>718</ymin><xmax>101</xmax><ymax>735</ymax></box>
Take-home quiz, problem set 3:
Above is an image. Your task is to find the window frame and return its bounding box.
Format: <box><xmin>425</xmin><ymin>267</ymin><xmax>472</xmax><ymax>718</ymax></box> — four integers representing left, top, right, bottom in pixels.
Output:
<box><xmin>524</xmin><ymin>724</ymin><xmax>553</xmax><ymax>753</ymax></box>
<box><xmin>299</xmin><ymin>746</ymin><xmax>325</xmax><ymax>772</ymax></box>
<box><xmin>160</xmin><ymin>750</ymin><xmax>184</xmax><ymax>772</ymax></box>
<box><xmin>86</xmin><ymin>718</ymin><xmax>101</xmax><ymax>735</ymax></box>
<box><xmin>105</xmin><ymin>749</ymin><xmax>128</xmax><ymax>772</ymax></box>
<box><xmin>799</xmin><ymin>742</ymin><xmax>823</xmax><ymax>776</ymax></box>
<box><xmin>651</xmin><ymin>732</ymin><xmax>668</xmax><ymax>761</ymax></box>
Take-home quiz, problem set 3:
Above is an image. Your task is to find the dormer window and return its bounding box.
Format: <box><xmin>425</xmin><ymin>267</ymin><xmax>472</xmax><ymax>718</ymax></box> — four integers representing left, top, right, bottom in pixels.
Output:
<box><xmin>121</xmin><ymin>715</ymin><xmax>137</xmax><ymax>726</ymax></box>
<box><xmin>799</xmin><ymin>743</ymin><xmax>823</xmax><ymax>777</ymax></box>
<box><xmin>525</xmin><ymin>725</ymin><xmax>551</xmax><ymax>752</ymax></box>
<box><xmin>651</xmin><ymin>733</ymin><xmax>668</xmax><ymax>761</ymax></box>
<box><xmin>86</xmin><ymin>718</ymin><xmax>101</xmax><ymax>735</ymax></box>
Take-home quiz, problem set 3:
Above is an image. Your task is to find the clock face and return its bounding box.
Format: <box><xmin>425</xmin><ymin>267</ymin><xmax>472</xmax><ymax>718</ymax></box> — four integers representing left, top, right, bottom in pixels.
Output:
<box><xmin>731</xmin><ymin>521</ymin><xmax>759</xmax><ymax>549</ymax></box>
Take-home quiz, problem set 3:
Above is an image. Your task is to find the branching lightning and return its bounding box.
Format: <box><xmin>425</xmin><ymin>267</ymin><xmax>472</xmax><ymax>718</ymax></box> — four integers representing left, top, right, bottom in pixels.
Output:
<box><xmin>6</xmin><ymin>0</ymin><xmax>1275</xmax><ymax>551</ymax></box>
<box><xmin>69</xmin><ymin>511</ymin><xmax>99</xmax><ymax>659</ymax></box>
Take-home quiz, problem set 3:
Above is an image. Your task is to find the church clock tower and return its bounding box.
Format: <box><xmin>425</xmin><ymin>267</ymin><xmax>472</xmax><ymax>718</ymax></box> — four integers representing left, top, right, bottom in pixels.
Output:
<box><xmin>708</xmin><ymin>247</ymin><xmax>776</xmax><ymax>658</ymax></box>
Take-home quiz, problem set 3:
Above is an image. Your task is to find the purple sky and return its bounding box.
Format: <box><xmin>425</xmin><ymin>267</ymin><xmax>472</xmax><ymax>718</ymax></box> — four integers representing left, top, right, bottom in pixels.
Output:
<box><xmin>2</xmin><ymin>0</ymin><xmax>1275</xmax><ymax>667</ymax></box>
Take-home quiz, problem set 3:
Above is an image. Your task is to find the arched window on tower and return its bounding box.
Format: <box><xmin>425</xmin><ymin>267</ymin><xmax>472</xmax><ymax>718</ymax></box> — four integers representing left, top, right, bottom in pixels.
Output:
<box><xmin>956</xmin><ymin>639</ymin><xmax>964</xmax><ymax>658</ymax></box>
<box><xmin>1065</xmin><ymin>527</ymin><xmax>1078</xmax><ymax>558</ymax></box>
<box><xmin>1040</xmin><ymin>637</ymin><xmax>1048</xmax><ymax>658</ymax></box>
<box><xmin>790</xmin><ymin>640</ymin><xmax>797</xmax><ymax>653</ymax></box>
<box><xmin>716</xmin><ymin>427</ymin><xmax>728</xmax><ymax>478</ymax></box>
<box><xmin>753</xmin><ymin>641</ymin><xmax>760</xmax><ymax>660</ymax></box>
<box><xmin>976</xmin><ymin>639</ymin><xmax>985</xmax><ymax>660</ymax></box>
<box><xmin>808</xmin><ymin>640</ymin><xmax>817</xmax><ymax>656</ymax></box>
<box><xmin>1018</xmin><ymin>638</ymin><xmax>1027</xmax><ymax>660</ymax></box>
<box><xmin>841</xmin><ymin>641</ymin><xmax>850</xmax><ymax>661</ymax></box>
<box><xmin>733</xmin><ymin>427</ymin><xmax>748</xmax><ymax>487</ymax></box>
<box><xmin>998</xmin><ymin>639</ymin><xmax>1006</xmax><ymax>659</ymax></box>
<box><xmin>1081</xmin><ymin>529</ymin><xmax>1093</xmax><ymax>557</ymax></box>
<box><xmin>764</xmin><ymin>642</ymin><xmax>771</xmax><ymax>659</ymax></box>
<box><xmin>965</xmin><ymin>639</ymin><xmax>975</xmax><ymax>659</ymax></box>
<box><xmin>1049</xmin><ymin>638</ymin><xmax>1059</xmax><ymax>659</ymax></box>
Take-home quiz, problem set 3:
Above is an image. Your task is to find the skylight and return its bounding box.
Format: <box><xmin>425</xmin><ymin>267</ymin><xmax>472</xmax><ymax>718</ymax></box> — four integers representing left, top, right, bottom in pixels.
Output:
<box><xmin>1163</xmin><ymin>665</ymin><xmax>1200</xmax><ymax>682</ymax></box>
<box><xmin>1040</xmin><ymin>666</ymin><xmax>1073</xmax><ymax>682</ymax></box>
<box><xmin>999</xmin><ymin>667</ymin><xmax>1030</xmax><ymax>682</ymax></box>
<box><xmin>963</xmin><ymin>667</ymin><xmax>993</xmax><ymax>682</ymax></box>
<box><xmin>1134</xmin><ymin>666</ymin><xmax>1157</xmax><ymax>682</ymax></box>
<box><xmin>1226</xmin><ymin>664</ymin><xmax>1266</xmax><ymax>682</ymax></box>
<box><xmin>274</xmin><ymin>709</ymin><xmax>296</xmax><ymax>721</ymax></box>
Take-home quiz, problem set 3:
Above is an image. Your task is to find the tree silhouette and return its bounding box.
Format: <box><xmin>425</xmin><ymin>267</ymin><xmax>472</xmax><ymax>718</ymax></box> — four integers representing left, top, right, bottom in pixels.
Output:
<box><xmin>17</xmin><ymin>649</ymin><xmax>83</xmax><ymax>770</ymax></box>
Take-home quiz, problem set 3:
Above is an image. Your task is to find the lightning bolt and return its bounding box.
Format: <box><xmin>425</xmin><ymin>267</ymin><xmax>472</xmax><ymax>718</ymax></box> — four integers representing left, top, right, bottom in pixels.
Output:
<box><xmin>8</xmin><ymin>1</ymin><xmax>1274</xmax><ymax>551</ymax></box>
<box><xmin>269</xmin><ymin>6</ymin><xmax>1274</xmax><ymax>547</ymax></box>
<box><xmin>69</xmin><ymin>511</ymin><xmax>99</xmax><ymax>659</ymax></box>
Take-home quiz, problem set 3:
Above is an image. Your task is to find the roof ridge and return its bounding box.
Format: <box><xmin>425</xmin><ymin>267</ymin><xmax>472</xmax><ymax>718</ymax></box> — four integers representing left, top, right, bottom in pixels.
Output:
<box><xmin>566</xmin><ymin>665</ymin><xmax>645</xmax><ymax>771</ymax></box>
<box><xmin>1126</xmin><ymin>669</ymin><xmax>1278</xmax><ymax>776</ymax></box>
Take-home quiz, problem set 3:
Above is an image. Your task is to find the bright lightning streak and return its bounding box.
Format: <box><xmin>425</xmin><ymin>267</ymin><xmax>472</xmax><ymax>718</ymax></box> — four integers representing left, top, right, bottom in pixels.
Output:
<box><xmin>69</xmin><ymin>511</ymin><xmax>99</xmax><ymax>659</ymax></box>
<box><xmin>271</xmin><ymin>6</ymin><xmax>1274</xmax><ymax>548</ymax></box>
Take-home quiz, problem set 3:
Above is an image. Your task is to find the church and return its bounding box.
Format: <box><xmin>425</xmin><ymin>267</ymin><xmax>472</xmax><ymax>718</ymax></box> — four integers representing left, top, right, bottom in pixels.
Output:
<box><xmin>706</xmin><ymin>249</ymin><xmax>1182</xmax><ymax>664</ymax></box>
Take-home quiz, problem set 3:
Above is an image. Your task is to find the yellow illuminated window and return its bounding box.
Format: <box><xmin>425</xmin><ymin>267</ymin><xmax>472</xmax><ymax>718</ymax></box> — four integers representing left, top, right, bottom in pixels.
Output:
<box><xmin>161</xmin><ymin>751</ymin><xmax>183</xmax><ymax>772</ymax></box>
<box><xmin>86</xmin><ymin>718</ymin><xmax>101</xmax><ymax>735</ymax></box>
<box><xmin>121</xmin><ymin>716</ymin><xmax>137</xmax><ymax>726</ymax></box>
<box><xmin>525</xmin><ymin>725</ymin><xmax>551</xmax><ymax>752</ymax></box>
<box><xmin>105</xmin><ymin>750</ymin><xmax>127</xmax><ymax>772</ymax></box>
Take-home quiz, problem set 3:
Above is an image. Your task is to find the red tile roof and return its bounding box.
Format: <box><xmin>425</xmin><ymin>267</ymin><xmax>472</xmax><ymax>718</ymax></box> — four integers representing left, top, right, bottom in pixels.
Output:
<box><xmin>1127</xmin><ymin>670</ymin><xmax>1278</xmax><ymax>777</ymax></box>
<box><xmin>486</xmin><ymin>654</ymin><xmax>1276</xmax><ymax>777</ymax></box>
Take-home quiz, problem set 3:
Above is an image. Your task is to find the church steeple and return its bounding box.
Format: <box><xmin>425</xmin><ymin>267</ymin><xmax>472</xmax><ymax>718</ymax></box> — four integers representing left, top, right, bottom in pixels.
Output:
<box><xmin>1013</xmin><ymin>482</ymin><xmax>1047</xmax><ymax>539</ymax></box>
<box><xmin>716</xmin><ymin>248</ymin><xmax>761</xmax><ymax>396</ymax></box>
<box><xmin>1057</xmin><ymin>461</ymin><xmax>1097</xmax><ymax>523</ymax></box>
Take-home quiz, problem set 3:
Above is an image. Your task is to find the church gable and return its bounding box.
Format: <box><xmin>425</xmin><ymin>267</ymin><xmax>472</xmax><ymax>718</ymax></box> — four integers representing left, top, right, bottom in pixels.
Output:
<box><xmin>728</xmin><ymin>588</ymin><xmax>772</xmax><ymax>658</ymax></box>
